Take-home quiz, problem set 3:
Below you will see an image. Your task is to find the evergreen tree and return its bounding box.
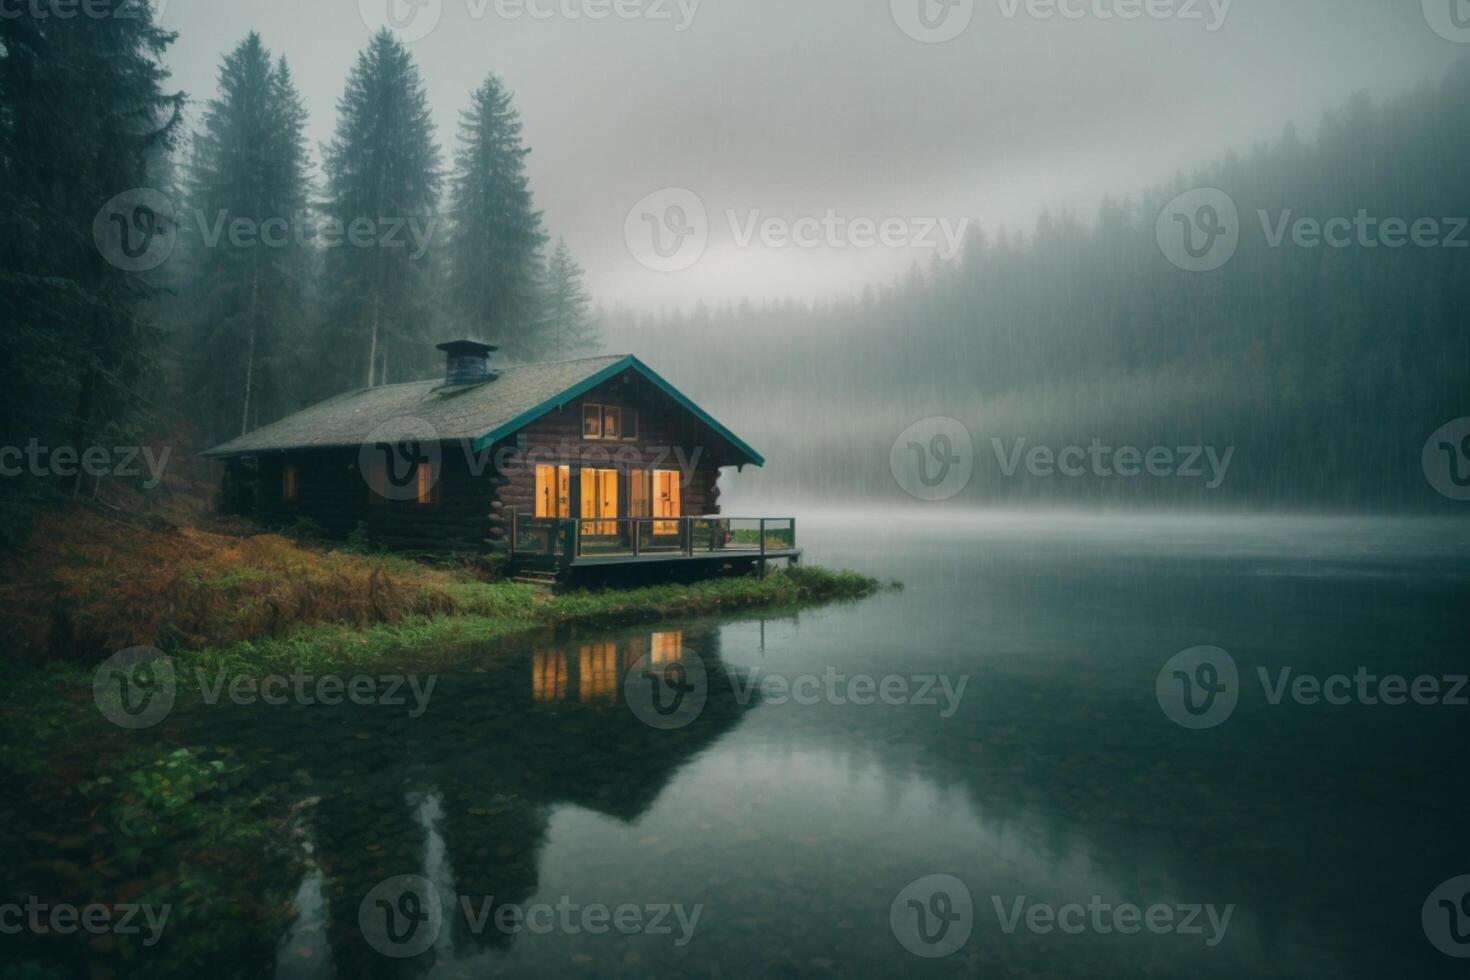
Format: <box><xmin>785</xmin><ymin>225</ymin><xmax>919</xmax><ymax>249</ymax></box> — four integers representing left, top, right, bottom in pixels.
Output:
<box><xmin>182</xmin><ymin>35</ymin><xmax>311</xmax><ymax>442</ymax></box>
<box><xmin>317</xmin><ymin>29</ymin><xmax>442</xmax><ymax>393</ymax></box>
<box><xmin>0</xmin><ymin>1</ymin><xmax>185</xmax><ymax>496</ymax></box>
<box><xmin>541</xmin><ymin>237</ymin><xmax>599</xmax><ymax>358</ymax></box>
<box><xmin>446</xmin><ymin>73</ymin><xmax>546</xmax><ymax>359</ymax></box>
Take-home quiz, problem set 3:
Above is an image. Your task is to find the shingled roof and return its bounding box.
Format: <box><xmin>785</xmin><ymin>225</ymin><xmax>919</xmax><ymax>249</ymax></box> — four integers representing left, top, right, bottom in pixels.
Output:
<box><xmin>201</xmin><ymin>354</ymin><xmax>765</xmax><ymax>466</ymax></box>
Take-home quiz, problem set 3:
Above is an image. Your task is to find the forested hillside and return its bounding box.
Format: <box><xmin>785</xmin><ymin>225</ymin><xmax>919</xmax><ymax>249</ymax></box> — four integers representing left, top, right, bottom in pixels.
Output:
<box><xmin>606</xmin><ymin>63</ymin><xmax>1470</xmax><ymax>510</ymax></box>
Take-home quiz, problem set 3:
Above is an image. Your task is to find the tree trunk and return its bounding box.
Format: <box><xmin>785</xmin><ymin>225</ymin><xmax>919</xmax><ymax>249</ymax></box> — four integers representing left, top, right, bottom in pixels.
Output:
<box><xmin>241</xmin><ymin>258</ymin><xmax>260</xmax><ymax>436</ymax></box>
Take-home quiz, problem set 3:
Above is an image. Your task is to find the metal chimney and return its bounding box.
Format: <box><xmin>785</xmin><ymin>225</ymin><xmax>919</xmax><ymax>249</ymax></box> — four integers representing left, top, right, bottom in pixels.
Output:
<box><xmin>435</xmin><ymin>339</ymin><xmax>499</xmax><ymax>385</ymax></box>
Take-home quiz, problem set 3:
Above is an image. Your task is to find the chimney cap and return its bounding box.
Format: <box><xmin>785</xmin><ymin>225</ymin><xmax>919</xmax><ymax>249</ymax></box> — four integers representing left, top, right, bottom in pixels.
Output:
<box><xmin>435</xmin><ymin>339</ymin><xmax>499</xmax><ymax>356</ymax></box>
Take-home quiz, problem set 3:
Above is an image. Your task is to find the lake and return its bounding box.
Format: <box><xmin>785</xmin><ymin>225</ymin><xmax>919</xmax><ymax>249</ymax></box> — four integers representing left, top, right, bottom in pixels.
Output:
<box><xmin>133</xmin><ymin>513</ymin><xmax>1470</xmax><ymax>976</ymax></box>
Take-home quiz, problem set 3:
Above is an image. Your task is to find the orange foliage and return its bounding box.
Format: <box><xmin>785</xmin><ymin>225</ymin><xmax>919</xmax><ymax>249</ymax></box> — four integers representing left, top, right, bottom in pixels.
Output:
<box><xmin>0</xmin><ymin>508</ymin><xmax>460</xmax><ymax>664</ymax></box>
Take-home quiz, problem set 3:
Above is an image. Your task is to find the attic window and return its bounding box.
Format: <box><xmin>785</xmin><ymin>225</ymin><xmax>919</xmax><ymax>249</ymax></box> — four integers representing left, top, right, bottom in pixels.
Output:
<box><xmin>583</xmin><ymin>403</ymin><xmax>637</xmax><ymax>441</ymax></box>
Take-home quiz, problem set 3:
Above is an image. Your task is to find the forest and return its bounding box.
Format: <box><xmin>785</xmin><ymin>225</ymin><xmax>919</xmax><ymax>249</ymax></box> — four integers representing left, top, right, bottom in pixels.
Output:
<box><xmin>2</xmin><ymin>2</ymin><xmax>1467</xmax><ymax>521</ymax></box>
<box><xmin>605</xmin><ymin>64</ymin><xmax>1470</xmax><ymax>510</ymax></box>
<box><xmin>0</xmin><ymin>7</ymin><xmax>596</xmax><ymax>534</ymax></box>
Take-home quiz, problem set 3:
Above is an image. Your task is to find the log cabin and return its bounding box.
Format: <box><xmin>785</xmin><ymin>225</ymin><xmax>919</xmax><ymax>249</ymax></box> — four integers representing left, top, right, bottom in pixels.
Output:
<box><xmin>203</xmin><ymin>340</ymin><xmax>798</xmax><ymax>580</ymax></box>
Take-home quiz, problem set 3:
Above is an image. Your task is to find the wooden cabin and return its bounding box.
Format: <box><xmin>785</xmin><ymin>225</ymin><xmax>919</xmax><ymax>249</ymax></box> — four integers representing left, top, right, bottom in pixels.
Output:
<box><xmin>203</xmin><ymin>340</ymin><xmax>798</xmax><ymax>579</ymax></box>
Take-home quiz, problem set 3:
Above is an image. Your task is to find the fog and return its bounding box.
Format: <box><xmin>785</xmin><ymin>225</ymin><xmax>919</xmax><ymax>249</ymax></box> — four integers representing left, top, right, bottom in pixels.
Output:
<box><xmin>158</xmin><ymin>0</ymin><xmax>1462</xmax><ymax>308</ymax></box>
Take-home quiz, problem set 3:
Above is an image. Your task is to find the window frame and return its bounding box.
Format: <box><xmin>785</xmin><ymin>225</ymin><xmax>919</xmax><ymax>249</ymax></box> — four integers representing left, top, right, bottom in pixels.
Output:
<box><xmin>582</xmin><ymin>403</ymin><xmax>638</xmax><ymax>441</ymax></box>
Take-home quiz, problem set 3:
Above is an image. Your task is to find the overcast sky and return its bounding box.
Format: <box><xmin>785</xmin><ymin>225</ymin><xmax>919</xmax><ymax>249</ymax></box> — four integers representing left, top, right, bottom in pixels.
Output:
<box><xmin>158</xmin><ymin>0</ymin><xmax>1465</xmax><ymax>312</ymax></box>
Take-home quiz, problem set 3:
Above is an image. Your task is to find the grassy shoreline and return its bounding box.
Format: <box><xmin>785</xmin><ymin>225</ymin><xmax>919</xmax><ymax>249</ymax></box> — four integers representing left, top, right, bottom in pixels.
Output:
<box><xmin>2</xmin><ymin>506</ymin><xmax>880</xmax><ymax>671</ymax></box>
<box><xmin>179</xmin><ymin>564</ymin><xmax>882</xmax><ymax>675</ymax></box>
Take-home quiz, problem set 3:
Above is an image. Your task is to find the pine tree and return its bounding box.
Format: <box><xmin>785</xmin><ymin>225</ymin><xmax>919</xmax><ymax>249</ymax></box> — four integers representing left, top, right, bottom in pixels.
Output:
<box><xmin>182</xmin><ymin>35</ymin><xmax>311</xmax><ymax>442</ymax></box>
<box><xmin>317</xmin><ymin>29</ymin><xmax>442</xmax><ymax>394</ymax></box>
<box><xmin>541</xmin><ymin>238</ymin><xmax>599</xmax><ymax>358</ymax></box>
<box><xmin>0</xmin><ymin>1</ymin><xmax>185</xmax><ymax>496</ymax></box>
<box><xmin>446</xmin><ymin>73</ymin><xmax>547</xmax><ymax>360</ymax></box>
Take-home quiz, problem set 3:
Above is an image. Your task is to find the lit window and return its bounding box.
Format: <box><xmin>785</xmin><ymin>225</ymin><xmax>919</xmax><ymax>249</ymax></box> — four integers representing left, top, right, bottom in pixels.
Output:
<box><xmin>629</xmin><ymin>470</ymin><xmax>652</xmax><ymax>518</ymax></box>
<box><xmin>654</xmin><ymin>469</ymin><xmax>681</xmax><ymax>534</ymax></box>
<box><xmin>650</xmin><ymin>631</ymin><xmax>683</xmax><ymax>665</ymax></box>
<box><xmin>533</xmin><ymin>650</ymin><xmax>569</xmax><ymax>702</ymax></box>
<box><xmin>282</xmin><ymin>464</ymin><xmax>298</xmax><ymax>502</ymax></box>
<box><xmin>578</xmin><ymin>643</ymin><xmax>619</xmax><ymax>703</ymax></box>
<box><xmin>535</xmin><ymin>465</ymin><xmax>571</xmax><ymax>518</ymax></box>
<box><xmin>580</xmin><ymin>468</ymin><xmax>619</xmax><ymax>535</ymax></box>
<box><xmin>582</xmin><ymin>403</ymin><xmax>635</xmax><ymax>441</ymax></box>
<box><xmin>416</xmin><ymin>461</ymin><xmax>438</xmax><ymax>505</ymax></box>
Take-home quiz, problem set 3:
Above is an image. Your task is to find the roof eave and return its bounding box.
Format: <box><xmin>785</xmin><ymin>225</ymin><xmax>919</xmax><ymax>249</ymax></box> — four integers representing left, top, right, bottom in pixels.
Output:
<box><xmin>470</xmin><ymin>355</ymin><xmax>766</xmax><ymax>467</ymax></box>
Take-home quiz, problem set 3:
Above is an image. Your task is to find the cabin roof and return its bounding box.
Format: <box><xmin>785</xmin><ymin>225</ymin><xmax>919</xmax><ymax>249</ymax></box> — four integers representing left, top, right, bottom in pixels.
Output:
<box><xmin>201</xmin><ymin>354</ymin><xmax>765</xmax><ymax>466</ymax></box>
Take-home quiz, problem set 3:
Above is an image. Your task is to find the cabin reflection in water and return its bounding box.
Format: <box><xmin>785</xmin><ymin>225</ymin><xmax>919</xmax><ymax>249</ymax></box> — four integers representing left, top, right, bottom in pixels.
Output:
<box><xmin>533</xmin><ymin>630</ymin><xmax>687</xmax><ymax>703</ymax></box>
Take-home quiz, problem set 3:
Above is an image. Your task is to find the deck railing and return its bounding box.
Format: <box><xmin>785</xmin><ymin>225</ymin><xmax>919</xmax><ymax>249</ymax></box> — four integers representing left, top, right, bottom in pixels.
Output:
<box><xmin>509</xmin><ymin>511</ymin><xmax>797</xmax><ymax>562</ymax></box>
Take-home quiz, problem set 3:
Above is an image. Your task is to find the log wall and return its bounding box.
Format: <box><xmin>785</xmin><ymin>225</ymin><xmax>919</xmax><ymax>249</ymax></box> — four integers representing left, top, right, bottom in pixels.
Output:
<box><xmin>240</xmin><ymin>368</ymin><xmax>745</xmax><ymax>553</ymax></box>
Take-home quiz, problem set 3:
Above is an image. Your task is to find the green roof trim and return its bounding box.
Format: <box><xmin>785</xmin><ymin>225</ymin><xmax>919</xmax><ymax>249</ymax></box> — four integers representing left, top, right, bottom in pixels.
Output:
<box><xmin>471</xmin><ymin>355</ymin><xmax>765</xmax><ymax>466</ymax></box>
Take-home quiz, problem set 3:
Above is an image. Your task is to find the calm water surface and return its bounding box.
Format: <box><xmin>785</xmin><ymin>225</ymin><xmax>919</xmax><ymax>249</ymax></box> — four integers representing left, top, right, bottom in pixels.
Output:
<box><xmin>192</xmin><ymin>513</ymin><xmax>1468</xmax><ymax>978</ymax></box>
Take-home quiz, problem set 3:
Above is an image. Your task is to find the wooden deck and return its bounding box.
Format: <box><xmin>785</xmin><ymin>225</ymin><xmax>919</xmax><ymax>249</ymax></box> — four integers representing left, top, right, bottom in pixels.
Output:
<box><xmin>509</xmin><ymin>514</ymin><xmax>801</xmax><ymax>579</ymax></box>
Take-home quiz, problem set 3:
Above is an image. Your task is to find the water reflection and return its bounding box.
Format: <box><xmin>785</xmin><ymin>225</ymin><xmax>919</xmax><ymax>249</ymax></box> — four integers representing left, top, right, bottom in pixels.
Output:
<box><xmin>176</xmin><ymin>626</ymin><xmax>745</xmax><ymax>979</ymax></box>
<box><xmin>156</xmin><ymin>516</ymin><xmax>1470</xmax><ymax>978</ymax></box>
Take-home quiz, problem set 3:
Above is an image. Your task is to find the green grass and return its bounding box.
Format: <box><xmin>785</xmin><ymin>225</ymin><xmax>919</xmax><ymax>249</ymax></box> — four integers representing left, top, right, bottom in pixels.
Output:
<box><xmin>181</xmin><ymin>565</ymin><xmax>880</xmax><ymax>675</ymax></box>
